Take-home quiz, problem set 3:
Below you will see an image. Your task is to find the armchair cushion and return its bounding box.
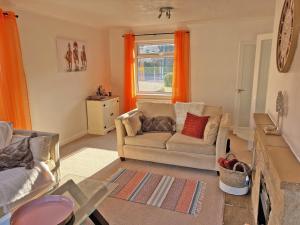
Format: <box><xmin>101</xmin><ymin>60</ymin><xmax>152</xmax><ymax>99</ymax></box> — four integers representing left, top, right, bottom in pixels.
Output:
<box><xmin>0</xmin><ymin>121</ymin><xmax>13</xmax><ymax>149</ymax></box>
<box><xmin>0</xmin><ymin>135</ymin><xmax>34</xmax><ymax>171</ymax></box>
<box><xmin>11</xmin><ymin>135</ymin><xmax>51</xmax><ymax>162</ymax></box>
<box><xmin>0</xmin><ymin>161</ymin><xmax>55</xmax><ymax>207</ymax></box>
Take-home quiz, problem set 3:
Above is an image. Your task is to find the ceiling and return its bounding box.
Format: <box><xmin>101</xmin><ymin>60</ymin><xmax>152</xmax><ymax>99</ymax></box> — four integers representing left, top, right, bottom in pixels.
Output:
<box><xmin>4</xmin><ymin>0</ymin><xmax>275</xmax><ymax>28</ymax></box>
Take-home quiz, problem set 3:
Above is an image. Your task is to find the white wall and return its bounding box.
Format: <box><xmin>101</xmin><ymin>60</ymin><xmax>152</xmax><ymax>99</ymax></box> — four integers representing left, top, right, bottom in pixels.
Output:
<box><xmin>16</xmin><ymin>10</ymin><xmax>111</xmax><ymax>144</ymax></box>
<box><xmin>266</xmin><ymin>0</ymin><xmax>300</xmax><ymax>161</ymax></box>
<box><xmin>109</xmin><ymin>19</ymin><xmax>273</xmax><ymax>115</ymax></box>
<box><xmin>189</xmin><ymin>19</ymin><xmax>273</xmax><ymax>115</ymax></box>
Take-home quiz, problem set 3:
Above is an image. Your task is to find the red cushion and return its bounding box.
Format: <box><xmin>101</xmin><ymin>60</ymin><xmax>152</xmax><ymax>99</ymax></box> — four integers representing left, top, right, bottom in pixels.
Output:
<box><xmin>181</xmin><ymin>113</ymin><xmax>209</xmax><ymax>139</ymax></box>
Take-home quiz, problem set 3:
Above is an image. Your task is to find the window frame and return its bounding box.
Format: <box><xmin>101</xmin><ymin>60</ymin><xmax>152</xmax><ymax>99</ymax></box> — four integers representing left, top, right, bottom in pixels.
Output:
<box><xmin>135</xmin><ymin>39</ymin><xmax>174</xmax><ymax>96</ymax></box>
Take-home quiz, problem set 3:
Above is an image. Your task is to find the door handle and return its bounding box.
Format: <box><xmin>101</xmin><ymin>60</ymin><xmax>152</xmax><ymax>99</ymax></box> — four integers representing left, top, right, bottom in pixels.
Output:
<box><xmin>237</xmin><ymin>88</ymin><xmax>246</xmax><ymax>93</ymax></box>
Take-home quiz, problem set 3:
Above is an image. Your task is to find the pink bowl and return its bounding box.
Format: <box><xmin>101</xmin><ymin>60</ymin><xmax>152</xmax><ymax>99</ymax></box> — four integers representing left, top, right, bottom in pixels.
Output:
<box><xmin>11</xmin><ymin>195</ymin><xmax>75</xmax><ymax>225</ymax></box>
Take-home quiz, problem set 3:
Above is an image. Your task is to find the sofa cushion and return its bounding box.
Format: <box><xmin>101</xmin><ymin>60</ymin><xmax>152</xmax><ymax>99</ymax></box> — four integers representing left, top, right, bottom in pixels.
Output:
<box><xmin>122</xmin><ymin>111</ymin><xmax>143</xmax><ymax>137</ymax></box>
<box><xmin>0</xmin><ymin>121</ymin><xmax>13</xmax><ymax>149</ymax></box>
<box><xmin>175</xmin><ymin>102</ymin><xmax>205</xmax><ymax>131</ymax></box>
<box><xmin>166</xmin><ymin>133</ymin><xmax>215</xmax><ymax>155</ymax></box>
<box><xmin>125</xmin><ymin>132</ymin><xmax>172</xmax><ymax>149</ymax></box>
<box><xmin>137</xmin><ymin>102</ymin><xmax>176</xmax><ymax>120</ymax></box>
<box><xmin>182</xmin><ymin>113</ymin><xmax>209</xmax><ymax>139</ymax></box>
<box><xmin>141</xmin><ymin>116</ymin><xmax>175</xmax><ymax>133</ymax></box>
<box><xmin>204</xmin><ymin>116</ymin><xmax>221</xmax><ymax>145</ymax></box>
<box><xmin>203</xmin><ymin>105</ymin><xmax>223</xmax><ymax>117</ymax></box>
<box><xmin>0</xmin><ymin>161</ymin><xmax>55</xmax><ymax>207</ymax></box>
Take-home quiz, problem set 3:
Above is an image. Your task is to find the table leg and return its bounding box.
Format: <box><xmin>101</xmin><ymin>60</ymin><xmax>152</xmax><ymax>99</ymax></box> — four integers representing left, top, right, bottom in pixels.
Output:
<box><xmin>89</xmin><ymin>209</ymin><xmax>109</xmax><ymax>225</ymax></box>
<box><xmin>65</xmin><ymin>214</ymin><xmax>75</xmax><ymax>225</ymax></box>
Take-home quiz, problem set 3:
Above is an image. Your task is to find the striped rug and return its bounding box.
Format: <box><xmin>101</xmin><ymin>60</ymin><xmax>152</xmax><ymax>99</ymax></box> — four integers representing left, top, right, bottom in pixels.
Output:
<box><xmin>108</xmin><ymin>168</ymin><xmax>206</xmax><ymax>216</ymax></box>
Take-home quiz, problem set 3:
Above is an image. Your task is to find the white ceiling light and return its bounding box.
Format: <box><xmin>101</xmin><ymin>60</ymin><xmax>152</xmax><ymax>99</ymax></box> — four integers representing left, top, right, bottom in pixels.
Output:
<box><xmin>158</xmin><ymin>7</ymin><xmax>174</xmax><ymax>19</ymax></box>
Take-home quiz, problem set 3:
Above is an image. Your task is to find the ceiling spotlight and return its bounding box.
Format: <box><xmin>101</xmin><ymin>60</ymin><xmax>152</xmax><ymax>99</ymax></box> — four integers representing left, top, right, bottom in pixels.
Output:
<box><xmin>158</xmin><ymin>7</ymin><xmax>173</xmax><ymax>19</ymax></box>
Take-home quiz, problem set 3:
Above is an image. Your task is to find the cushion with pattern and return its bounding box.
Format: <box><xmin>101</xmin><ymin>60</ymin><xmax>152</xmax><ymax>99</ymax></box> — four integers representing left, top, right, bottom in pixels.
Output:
<box><xmin>0</xmin><ymin>134</ymin><xmax>36</xmax><ymax>171</ymax></box>
<box><xmin>141</xmin><ymin>116</ymin><xmax>175</xmax><ymax>133</ymax></box>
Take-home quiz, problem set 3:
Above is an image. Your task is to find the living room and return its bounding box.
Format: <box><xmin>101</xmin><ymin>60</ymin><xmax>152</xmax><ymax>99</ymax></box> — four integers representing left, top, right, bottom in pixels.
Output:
<box><xmin>1</xmin><ymin>0</ymin><xmax>300</xmax><ymax>224</ymax></box>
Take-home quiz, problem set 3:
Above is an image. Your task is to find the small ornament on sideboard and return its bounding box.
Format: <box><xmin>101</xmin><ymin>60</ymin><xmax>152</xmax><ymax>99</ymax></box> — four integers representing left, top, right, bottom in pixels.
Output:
<box><xmin>86</xmin><ymin>85</ymin><xmax>113</xmax><ymax>100</ymax></box>
<box><xmin>264</xmin><ymin>91</ymin><xmax>284</xmax><ymax>135</ymax></box>
<box><xmin>96</xmin><ymin>85</ymin><xmax>108</xmax><ymax>96</ymax></box>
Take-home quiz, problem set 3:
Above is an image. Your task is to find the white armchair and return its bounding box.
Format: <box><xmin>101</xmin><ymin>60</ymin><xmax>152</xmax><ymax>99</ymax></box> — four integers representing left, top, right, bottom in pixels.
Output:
<box><xmin>0</xmin><ymin>129</ymin><xmax>60</xmax><ymax>213</ymax></box>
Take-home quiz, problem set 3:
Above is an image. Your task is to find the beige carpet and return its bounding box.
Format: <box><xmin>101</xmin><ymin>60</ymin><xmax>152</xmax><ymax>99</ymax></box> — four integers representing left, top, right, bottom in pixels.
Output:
<box><xmin>60</xmin><ymin>131</ymin><xmax>224</xmax><ymax>225</ymax></box>
<box><xmin>93</xmin><ymin>160</ymin><xmax>224</xmax><ymax>225</ymax></box>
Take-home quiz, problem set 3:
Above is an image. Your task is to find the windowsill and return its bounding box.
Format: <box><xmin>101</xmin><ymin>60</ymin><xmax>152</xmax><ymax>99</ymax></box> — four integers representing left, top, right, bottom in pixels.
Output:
<box><xmin>136</xmin><ymin>93</ymin><xmax>171</xmax><ymax>100</ymax></box>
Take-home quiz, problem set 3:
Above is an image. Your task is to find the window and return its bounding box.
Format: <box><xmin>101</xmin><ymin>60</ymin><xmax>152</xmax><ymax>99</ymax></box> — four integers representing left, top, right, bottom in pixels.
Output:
<box><xmin>136</xmin><ymin>41</ymin><xmax>174</xmax><ymax>95</ymax></box>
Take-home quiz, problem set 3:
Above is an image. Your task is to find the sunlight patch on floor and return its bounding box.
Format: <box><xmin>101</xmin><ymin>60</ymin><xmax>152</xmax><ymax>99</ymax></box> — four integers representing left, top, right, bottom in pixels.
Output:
<box><xmin>60</xmin><ymin>147</ymin><xmax>118</xmax><ymax>178</ymax></box>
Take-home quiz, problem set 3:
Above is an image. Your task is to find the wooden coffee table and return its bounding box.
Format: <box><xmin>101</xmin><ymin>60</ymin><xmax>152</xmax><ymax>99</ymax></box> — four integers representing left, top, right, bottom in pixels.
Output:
<box><xmin>50</xmin><ymin>174</ymin><xmax>118</xmax><ymax>225</ymax></box>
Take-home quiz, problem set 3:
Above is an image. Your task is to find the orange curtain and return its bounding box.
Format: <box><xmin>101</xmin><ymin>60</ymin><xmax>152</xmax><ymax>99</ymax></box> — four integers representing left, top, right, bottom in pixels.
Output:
<box><xmin>172</xmin><ymin>30</ymin><xmax>190</xmax><ymax>103</ymax></box>
<box><xmin>0</xmin><ymin>9</ymin><xmax>32</xmax><ymax>129</ymax></box>
<box><xmin>124</xmin><ymin>33</ymin><xmax>136</xmax><ymax>112</ymax></box>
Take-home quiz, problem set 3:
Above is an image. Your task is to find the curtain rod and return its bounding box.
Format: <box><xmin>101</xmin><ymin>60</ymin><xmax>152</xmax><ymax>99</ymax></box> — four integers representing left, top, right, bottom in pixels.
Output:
<box><xmin>122</xmin><ymin>31</ymin><xmax>189</xmax><ymax>37</ymax></box>
<box><xmin>2</xmin><ymin>12</ymin><xmax>19</xmax><ymax>18</ymax></box>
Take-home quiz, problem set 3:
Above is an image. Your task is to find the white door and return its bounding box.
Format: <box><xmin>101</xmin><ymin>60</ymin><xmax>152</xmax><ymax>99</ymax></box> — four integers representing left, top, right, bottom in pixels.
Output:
<box><xmin>250</xmin><ymin>34</ymin><xmax>272</xmax><ymax>128</ymax></box>
<box><xmin>234</xmin><ymin>42</ymin><xmax>256</xmax><ymax>140</ymax></box>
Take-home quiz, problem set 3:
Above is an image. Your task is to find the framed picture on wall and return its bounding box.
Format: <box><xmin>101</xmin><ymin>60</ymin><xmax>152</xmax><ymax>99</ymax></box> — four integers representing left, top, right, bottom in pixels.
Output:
<box><xmin>56</xmin><ymin>37</ymin><xmax>87</xmax><ymax>72</ymax></box>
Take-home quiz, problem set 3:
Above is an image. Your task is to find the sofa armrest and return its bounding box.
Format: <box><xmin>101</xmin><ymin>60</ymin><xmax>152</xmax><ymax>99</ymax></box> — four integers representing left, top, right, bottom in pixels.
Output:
<box><xmin>215</xmin><ymin>113</ymin><xmax>231</xmax><ymax>171</ymax></box>
<box><xmin>13</xmin><ymin>129</ymin><xmax>60</xmax><ymax>184</ymax></box>
<box><xmin>115</xmin><ymin>109</ymin><xmax>138</xmax><ymax>157</ymax></box>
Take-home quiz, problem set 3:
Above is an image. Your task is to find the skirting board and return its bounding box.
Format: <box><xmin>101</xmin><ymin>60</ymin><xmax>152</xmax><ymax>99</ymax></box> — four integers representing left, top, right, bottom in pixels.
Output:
<box><xmin>60</xmin><ymin>130</ymin><xmax>87</xmax><ymax>146</ymax></box>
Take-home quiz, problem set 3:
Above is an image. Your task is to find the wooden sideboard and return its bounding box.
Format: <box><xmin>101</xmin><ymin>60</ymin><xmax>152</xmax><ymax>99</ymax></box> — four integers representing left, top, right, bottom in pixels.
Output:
<box><xmin>86</xmin><ymin>96</ymin><xmax>119</xmax><ymax>135</ymax></box>
<box><xmin>252</xmin><ymin>113</ymin><xmax>300</xmax><ymax>225</ymax></box>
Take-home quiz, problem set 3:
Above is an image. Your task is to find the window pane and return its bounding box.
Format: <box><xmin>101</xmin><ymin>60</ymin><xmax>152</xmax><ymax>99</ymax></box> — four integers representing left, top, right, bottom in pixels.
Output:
<box><xmin>138</xmin><ymin>43</ymin><xmax>174</xmax><ymax>55</ymax></box>
<box><xmin>137</xmin><ymin>57</ymin><xmax>173</xmax><ymax>93</ymax></box>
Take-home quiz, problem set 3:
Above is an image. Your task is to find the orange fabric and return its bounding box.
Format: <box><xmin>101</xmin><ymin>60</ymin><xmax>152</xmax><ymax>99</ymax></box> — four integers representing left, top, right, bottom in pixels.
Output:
<box><xmin>124</xmin><ymin>33</ymin><xmax>136</xmax><ymax>112</ymax></box>
<box><xmin>172</xmin><ymin>30</ymin><xmax>190</xmax><ymax>103</ymax></box>
<box><xmin>175</xmin><ymin>179</ymin><xmax>197</xmax><ymax>213</ymax></box>
<box><xmin>181</xmin><ymin>113</ymin><xmax>209</xmax><ymax>139</ymax></box>
<box><xmin>0</xmin><ymin>10</ymin><xmax>32</xmax><ymax>129</ymax></box>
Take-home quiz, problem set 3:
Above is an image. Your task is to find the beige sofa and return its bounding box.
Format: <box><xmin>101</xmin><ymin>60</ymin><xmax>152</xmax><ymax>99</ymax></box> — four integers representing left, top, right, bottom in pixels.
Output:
<box><xmin>115</xmin><ymin>102</ymin><xmax>231</xmax><ymax>172</ymax></box>
<box><xmin>0</xmin><ymin>129</ymin><xmax>60</xmax><ymax>212</ymax></box>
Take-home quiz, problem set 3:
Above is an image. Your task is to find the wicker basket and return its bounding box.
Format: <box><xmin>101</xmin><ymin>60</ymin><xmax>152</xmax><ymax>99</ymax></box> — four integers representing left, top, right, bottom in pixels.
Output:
<box><xmin>219</xmin><ymin>153</ymin><xmax>251</xmax><ymax>195</ymax></box>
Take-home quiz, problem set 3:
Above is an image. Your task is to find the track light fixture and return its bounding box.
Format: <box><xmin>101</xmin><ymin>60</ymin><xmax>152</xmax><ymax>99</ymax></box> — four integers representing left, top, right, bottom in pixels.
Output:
<box><xmin>158</xmin><ymin>7</ymin><xmax>173</xmax><ymax>19</ymax></box>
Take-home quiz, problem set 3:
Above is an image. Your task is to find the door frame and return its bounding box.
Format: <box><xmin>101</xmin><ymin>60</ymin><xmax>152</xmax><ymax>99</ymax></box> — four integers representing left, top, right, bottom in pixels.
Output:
<box><xmin>233</xmin><ymin>41</ymin><xmax>256</xmax><ymax>139</ymax></box>
<box><xmin>249</xmin><ymin>33</ymin><xmax>273</xmax><ymax>128</ymax></box>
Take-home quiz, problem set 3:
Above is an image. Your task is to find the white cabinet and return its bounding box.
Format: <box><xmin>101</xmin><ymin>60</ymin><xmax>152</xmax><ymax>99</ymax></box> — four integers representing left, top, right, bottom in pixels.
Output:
<box><xmin>86</xmin><ymin>97</ymin><xmax>119</xmax><ymax>135</ymax></box>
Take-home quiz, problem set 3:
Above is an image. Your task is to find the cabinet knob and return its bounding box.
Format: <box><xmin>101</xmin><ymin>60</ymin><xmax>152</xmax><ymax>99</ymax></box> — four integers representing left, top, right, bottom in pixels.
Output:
<box><xmin>104</xmin><ymin>126</ymin><xmax>107</xmax><ymax>129</ymax></box>
<box><xmin>103</xmin><ymin>104</ymin><xmax>106</xmax><ymax>107</ymax></box>
<box><xmin>111</xmin><ymin>113</ymin><xmax>114</xmax><ymax>116</ymax></box>
<box><xmin>117</xmin><ymin>100</ymin><xmax>119</xmax><ymax>103</ymax></box>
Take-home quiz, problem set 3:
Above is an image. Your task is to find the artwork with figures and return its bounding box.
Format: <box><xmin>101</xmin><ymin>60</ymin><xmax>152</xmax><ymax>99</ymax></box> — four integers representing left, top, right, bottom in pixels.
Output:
<box><xmin>56</xmin><ymin>37</ymin><xmax>87</xmax><ymax>72</ymax></box>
